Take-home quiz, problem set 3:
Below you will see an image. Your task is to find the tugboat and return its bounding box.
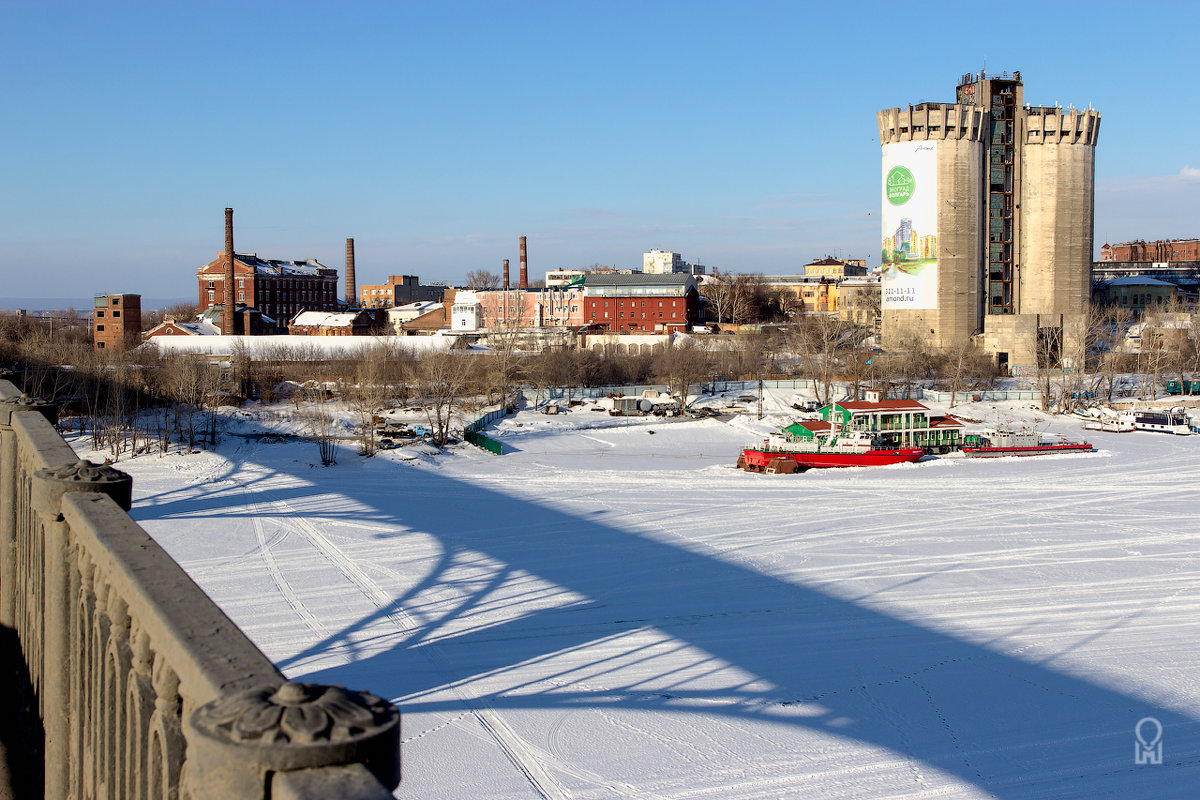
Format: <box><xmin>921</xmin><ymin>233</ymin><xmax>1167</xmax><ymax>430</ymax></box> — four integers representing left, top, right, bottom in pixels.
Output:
<box><xmin>738</xmin><ymin>426</ymin><xmax>924</xmax><ymax>473</ymax></box>
<box><xmin>961</xmin><ymin>428</ymin><xmax>1093</xmax><ymax>458</ymax></box>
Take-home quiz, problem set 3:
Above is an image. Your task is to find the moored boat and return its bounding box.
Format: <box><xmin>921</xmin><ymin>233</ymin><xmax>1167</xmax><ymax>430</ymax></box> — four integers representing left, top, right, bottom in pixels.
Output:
<box><xmin>738</xmin><ymin>428</ymin><xmax>925</xmax><ymax>473</ymax></box>
<box><xmin>1080</xmin><ymin>417</ymin><xmax>1135</xmax><ymax>433</ymax></box>
<box><xmin>1118</xmin><ymin>406</ymin><xmax>1191</xmax><ymax>435</ymax></box>
<box><xmin>962</xmin><ymin>428</ymin><xmax>1093</xmax><ymax>458</ymax></box>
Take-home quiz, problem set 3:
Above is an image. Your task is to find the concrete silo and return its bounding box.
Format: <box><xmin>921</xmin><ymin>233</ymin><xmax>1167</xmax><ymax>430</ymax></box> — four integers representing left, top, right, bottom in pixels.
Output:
<box><xmin>877</xmin><ymin>71</ymin><xmax>1101</xmax><ymax>373</ymax></box>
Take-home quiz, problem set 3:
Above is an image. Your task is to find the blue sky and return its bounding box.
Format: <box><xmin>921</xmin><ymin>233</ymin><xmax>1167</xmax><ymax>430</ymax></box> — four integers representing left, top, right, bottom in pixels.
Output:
<box><xmin>2</xmin><ymin>0</ymin><xmax>1198</xmax><ymax>303</ymax></box>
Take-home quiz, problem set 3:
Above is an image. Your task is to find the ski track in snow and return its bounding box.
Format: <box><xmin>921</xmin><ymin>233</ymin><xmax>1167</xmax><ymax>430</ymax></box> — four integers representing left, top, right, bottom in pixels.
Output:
<box><xmin>106</xmin><ymin>396</ymin><xmax>1200</xmax><ymax>799</ymax></box>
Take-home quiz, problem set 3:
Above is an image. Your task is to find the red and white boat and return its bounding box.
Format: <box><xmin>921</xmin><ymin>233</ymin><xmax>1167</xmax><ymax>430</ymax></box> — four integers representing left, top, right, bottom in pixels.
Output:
<box><xmin>738</xmin><ymin>429</ymin><xmax>925</xmax><ymax>473</ymax></box>
<box><xmin>961</xmin><ymin>428</ymin><xmax>1093</xmax><ymax>458</ymax></box>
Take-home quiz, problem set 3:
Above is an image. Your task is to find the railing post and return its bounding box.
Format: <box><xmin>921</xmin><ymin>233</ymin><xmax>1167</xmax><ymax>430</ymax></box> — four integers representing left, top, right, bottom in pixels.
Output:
<box><xmin>0</xmin><ymin>387</ymin><xmax>57</xmax><ymax>628</ymax></box>
<box><xmin>185</xmin><ymin>681</ymin><xmax>400</xmax><ymax>798</ymax></box>
<box><xmin>31</xmin><ymin>459</ymin><xmax>133</xmax><ymax>800</ymax></box>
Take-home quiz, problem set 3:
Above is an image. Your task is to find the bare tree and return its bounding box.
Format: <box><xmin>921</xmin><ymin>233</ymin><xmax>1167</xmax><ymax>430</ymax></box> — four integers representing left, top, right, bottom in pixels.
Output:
<box><xmin>465</xmin><ymin>269</ymin><xmax>502</xmax><ymax>290</ymax></box>
<box><xmin>346</xmin><ymin>343</ymin><xmax>396</xmax><ymax>456</ymax></box>
<box><xmin>653</xmin><ymin>340</ymin><xmax>710</xmax><ymax>407</ymax></box>
<box><xmin>792</xmin><ymin>315</ymin><xmax>866</xmax><ymax>405</ymax></box>
<box><xmin>483</xmin><ymin>290</ymin><xmax>528</xmax><ymax>408</ymax></box>
<box><xmin>699</xmin><ymin>269</ymin><xmax>735</xmax><ymax>325</ymax></box>
<box><xmin>302</xmin><ymin>386</ymin><xmax>338</xmax><ymax>466</ymax></box>
<box><xmin>412</xmin><ymin>350</ymin><xmax>473</xmax><ymax>446</ymax></box>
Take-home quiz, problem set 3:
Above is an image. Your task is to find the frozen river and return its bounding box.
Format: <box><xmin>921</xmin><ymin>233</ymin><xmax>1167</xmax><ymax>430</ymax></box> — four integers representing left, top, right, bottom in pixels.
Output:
<box><xmin>107</xmin><ymin>397</ymin><xmax>1200</xmax><ymax>798</ymax></box>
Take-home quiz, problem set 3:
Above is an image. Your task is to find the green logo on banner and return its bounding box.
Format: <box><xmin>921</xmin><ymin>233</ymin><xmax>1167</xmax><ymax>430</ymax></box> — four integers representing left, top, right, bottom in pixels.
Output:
<box><xmin>886</xmin><ymin>166</ymin><xmax>915</xmax><ymax>205</ymax></box>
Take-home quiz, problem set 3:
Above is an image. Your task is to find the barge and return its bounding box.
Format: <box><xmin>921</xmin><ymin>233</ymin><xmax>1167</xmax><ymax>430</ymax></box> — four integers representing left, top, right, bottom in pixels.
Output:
<box><xmin>962</xmin><ymin>429</ymin><xmax>1093</xmax><ymax>458</ymax></box>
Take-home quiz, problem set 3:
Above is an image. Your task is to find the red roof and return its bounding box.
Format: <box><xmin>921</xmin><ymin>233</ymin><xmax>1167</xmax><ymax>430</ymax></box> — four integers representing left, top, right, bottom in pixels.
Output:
<box><xmin>929</xmin><ymin>414</ymin><xmax>966</xmax><ymax>429</ymax></box>
<box><xmin>835</xmin><ymin>400</ymin><xmax>929</xmax><ymax>412</ymax></box>
<box><xmin>793</xmin><ymin>420</ymin><xmax>832</xmax><ymax>433</ymax></box>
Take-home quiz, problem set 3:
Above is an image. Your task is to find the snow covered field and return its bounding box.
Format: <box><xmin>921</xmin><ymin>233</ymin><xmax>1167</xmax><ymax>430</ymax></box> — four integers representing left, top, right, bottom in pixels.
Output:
<box><xmin>88</xmin><ymin>392</ymin><xmax>1200</xmax><ymax>799</ymax></box>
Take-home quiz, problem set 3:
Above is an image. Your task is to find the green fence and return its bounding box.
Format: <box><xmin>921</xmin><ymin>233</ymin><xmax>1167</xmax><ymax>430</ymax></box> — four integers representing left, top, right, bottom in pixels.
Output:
<box><xmin>464</xmin><ymin>428</ymin><xmax>503</xmax><ymax>455</ymax></box>
<box><xmin>464</xmin><ymin>404</ymin><xmax>513</xmax><ymax>455</ymax></box>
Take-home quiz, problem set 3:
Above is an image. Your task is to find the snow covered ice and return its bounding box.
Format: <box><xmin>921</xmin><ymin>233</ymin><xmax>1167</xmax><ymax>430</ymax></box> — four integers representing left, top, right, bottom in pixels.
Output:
<box><xmin>99</xmin><ymin>395</ymin><xmax>1200</xmax><ymax>799</ymax></box>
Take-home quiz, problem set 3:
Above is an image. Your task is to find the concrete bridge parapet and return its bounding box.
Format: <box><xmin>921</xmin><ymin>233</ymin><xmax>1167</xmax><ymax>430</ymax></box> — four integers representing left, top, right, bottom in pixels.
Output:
<box><xmin>0</xmin><ymin>379</ymin><xmax>399</xmax><ymax>799</ymax></box>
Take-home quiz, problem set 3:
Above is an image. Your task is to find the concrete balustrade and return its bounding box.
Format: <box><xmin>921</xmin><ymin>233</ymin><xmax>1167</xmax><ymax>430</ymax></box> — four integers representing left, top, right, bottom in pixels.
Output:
<box><xmin>0</xmin><ymin>379</ymin><xmax>399</xmax><ymax>799</ymax></box>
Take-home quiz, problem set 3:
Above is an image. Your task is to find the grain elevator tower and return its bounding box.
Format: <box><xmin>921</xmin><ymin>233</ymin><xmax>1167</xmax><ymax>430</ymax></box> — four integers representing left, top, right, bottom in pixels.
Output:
<box><xmin>877</xmin><ymin>71</ymin><xmax>1100</xmax><ymax>372</ymax></box>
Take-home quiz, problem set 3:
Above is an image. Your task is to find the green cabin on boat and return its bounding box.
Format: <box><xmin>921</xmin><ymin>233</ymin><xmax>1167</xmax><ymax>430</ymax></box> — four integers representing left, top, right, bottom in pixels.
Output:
<box><xmin>784</xmin><ymin>399</ymin><xmax>965</xmax><ymax>451</ymax></box>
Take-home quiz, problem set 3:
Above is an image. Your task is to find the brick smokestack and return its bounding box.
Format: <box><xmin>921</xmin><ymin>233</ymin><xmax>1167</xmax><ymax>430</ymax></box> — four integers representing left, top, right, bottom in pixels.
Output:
<box><xmin>345</xmin><ymin>238</ymin><xmax>356</xmax><ymax>306</ymax></box>
<box><xmin>519</xmin><ymin>235</ymin><xmax>528</xmax><ymax>289</ymax></box>
<box><xmin>223</xmin><ymin>207</ymin><xmax>235</xmax><ymax>335</ymax></box>
<box><xmin>503</xmin><ymin>259</ymin><xmax>510</xmax><ymax>290</ymax></box>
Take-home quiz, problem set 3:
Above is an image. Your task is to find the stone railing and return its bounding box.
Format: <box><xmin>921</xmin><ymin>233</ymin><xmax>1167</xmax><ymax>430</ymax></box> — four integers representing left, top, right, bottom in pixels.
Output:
<box><xmin>0</xmin><ymin>380</ymin><xmax>399</xmax><ymax>799</ymax></box>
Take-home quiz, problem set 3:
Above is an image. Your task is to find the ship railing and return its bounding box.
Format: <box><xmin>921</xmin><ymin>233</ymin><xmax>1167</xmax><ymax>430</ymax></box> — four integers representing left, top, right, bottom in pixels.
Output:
<box><xmin>0</xmin><ymin>379</ymin><xmax>399</xmax><ymax>799</ymax></box>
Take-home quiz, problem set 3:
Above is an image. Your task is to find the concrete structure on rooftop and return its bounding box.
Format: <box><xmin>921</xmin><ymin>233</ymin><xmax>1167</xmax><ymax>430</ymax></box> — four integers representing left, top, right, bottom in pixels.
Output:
<box><xmin>878</xmin><ymin>70</ymin><xmax>1100</xmax><ymax>373</ymax></box>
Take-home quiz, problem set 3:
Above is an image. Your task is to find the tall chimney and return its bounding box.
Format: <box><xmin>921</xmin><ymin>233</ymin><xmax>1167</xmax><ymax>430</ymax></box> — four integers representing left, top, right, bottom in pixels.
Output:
<box><xmin>345</xmin><ymin>238</ymin><xmax>356</xmax><ymax>307</ymax></box>
<box><xmin>519</xmin><ymin>235</ymin><xmax>528</xmax><ymax>289</ymax></box>
<box><xmin>223</xmin><ymin>207</ymin><xmax>235</xmax><ymax>335</ymax></box>
<box><xmin>503</xmin><ymin>259</ymin><xmax>510</xmax><ymax>290</ymax></box>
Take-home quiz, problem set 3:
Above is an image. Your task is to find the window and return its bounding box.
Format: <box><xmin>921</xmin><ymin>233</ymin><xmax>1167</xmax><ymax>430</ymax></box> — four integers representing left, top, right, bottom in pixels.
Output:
<box><xmin>97</xmin><ymin>341</ymin><xmax>105</xmax><ymax>348</ymax></box>
<box><xmin>112</xmin><ymin>310</ymin><xmax>120</xmax><ymax>318</ymax></box>
<box><xmin>96</xmin><ymin>310</ymin><xmax>105</xmax><ymax>318</ymax></box>
<box><xmin>112</xmin><ymin>299</ymin><xmax>119</xmax><ymax>306</ymax></box>
<box><xmin>238</xmin><ymin>292</ymin><xmax>245</xmax><ymax>301</ymax></box>
<box><xmin>208</xmin><ymin>290</ymin><xmax>215</xmax><ymax>301</ymax></box>
<box><xmin>208</xmin><ymin>280</ymin><xmax>215</xmax><ymax>289</ymax></box>
<box><xmin>238</xmin><ymin>279</ymin><xmax>244</xmax><ymax>288</ymax></box>
<box><xmin>96</xmin><ymin>324</ymin><xmax>104</xmax><ymax>332</ymax></box>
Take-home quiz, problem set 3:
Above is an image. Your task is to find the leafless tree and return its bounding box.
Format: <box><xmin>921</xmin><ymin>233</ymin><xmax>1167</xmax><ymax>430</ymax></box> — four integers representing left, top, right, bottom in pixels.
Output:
<box><xmin>301</xmin><ymin>385</ymin><xmax>338</xmax><ymax>466</ymax></box>
<box><xmin>653</xmin><ymin>339</ymin><xmax>710</xmax><ymax>407</ymax></box>
<box><xmin>791</xmin><ymin>315</ymin><xmax>867</xmax><ymax>405</ymax></box>
<box><xmin>465</xmin><ymin>269</ymin><xmax>502</xmax><ymax>290</ymax></box>
<box><xmin>412</xmin><ymin>350</ymin><xmax>473</xmax><ymax>446</ymax></box>
<box><xmin>346</xmin><ymin>342</ymin><xmax>406</xmax><ymax>456</ymax></box>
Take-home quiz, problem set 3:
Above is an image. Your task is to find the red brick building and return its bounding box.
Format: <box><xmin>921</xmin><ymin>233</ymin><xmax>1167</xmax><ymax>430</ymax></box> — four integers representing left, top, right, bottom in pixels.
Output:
<box><xmin>92</xmin><ymin>294</ymin><xmax>141</xmax><ymax>350</ymax></box>
<box><xmin>1105</xmin><ymin>239</ymin><xmax>1200</xmax><ymax>263</ymax></box>
<box><xmin>359</xmin><ymin>275</ymin><xmax>443</xmax><ymax>308</ymax></box>
<box><xmin>197</xmin><ymin>253</ymin><xmax>338</xmax><ymax>324</ymax></box>
<box><xmin>581</xmin><ymin>273</ymin><xmax>699</xmax><ymax>333</ymax></box>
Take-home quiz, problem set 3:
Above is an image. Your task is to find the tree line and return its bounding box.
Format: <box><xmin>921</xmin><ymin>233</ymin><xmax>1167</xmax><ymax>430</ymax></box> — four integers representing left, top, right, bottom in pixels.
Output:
<box><xmin>2</xmin><ymin>300</ymin><xmax>1196</xmax><ymax>464</ymax></box>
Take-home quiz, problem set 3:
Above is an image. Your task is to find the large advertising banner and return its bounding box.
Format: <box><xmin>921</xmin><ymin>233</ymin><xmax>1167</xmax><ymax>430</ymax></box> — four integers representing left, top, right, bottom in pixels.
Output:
<box><xmin>881</xmin><ymin>141</ymin><xmax>938</xmax><ymax>309</ymax></box>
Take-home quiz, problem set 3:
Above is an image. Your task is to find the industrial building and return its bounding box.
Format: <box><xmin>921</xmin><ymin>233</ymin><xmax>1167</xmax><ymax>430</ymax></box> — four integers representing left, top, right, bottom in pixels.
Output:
<box><xmin>196</xmin><ymin>209</ymin><xmax>339</xmax><ymax>331</ymax></box>
<box><xmin>877</xmin><ymin>71</ymin><xmax>1101</xmax><ymax>373</ymax></box>
<box><xmin>92</xmin><ymin>293</ymin><xmax>141</xmax><ymax>350</ymax></box>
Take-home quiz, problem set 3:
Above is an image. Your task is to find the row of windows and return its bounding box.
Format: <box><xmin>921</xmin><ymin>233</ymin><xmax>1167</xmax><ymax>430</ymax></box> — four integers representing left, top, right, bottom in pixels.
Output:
<box><xmin>591</xmin><ymin>310</ymin><xmax>680</xmax><ymax>320</ymax></box>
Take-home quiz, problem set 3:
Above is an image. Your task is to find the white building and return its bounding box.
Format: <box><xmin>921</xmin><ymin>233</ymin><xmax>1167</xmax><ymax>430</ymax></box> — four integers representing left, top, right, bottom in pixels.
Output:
<box><xmin>644</xmin><ymin>249</ymin><xmax>706</xmax><ymax>276</ymax></box>
<box><xmin>643</xmin><ymin>250</ymin><xmax>684</xmax><ymax>275</ymax></box>
<box><xmin>451</xmin><ymin>291</ymin><xmax>484</xmax><ymax>332</ymax></box>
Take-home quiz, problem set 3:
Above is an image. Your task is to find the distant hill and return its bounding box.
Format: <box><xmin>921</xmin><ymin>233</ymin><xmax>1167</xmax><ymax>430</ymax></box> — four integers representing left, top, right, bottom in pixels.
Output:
<box><xmin>0</xmin><ymin>297</ymin><xmax>193</xmax><ymax>314</ymax></box>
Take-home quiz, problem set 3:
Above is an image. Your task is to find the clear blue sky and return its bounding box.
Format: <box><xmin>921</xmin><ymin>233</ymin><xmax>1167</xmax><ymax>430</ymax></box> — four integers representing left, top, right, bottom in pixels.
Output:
<box><xmin>2</xmin><ymin>0</ymin><xmax>1198</xmax><ymax>303</ymax></box>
